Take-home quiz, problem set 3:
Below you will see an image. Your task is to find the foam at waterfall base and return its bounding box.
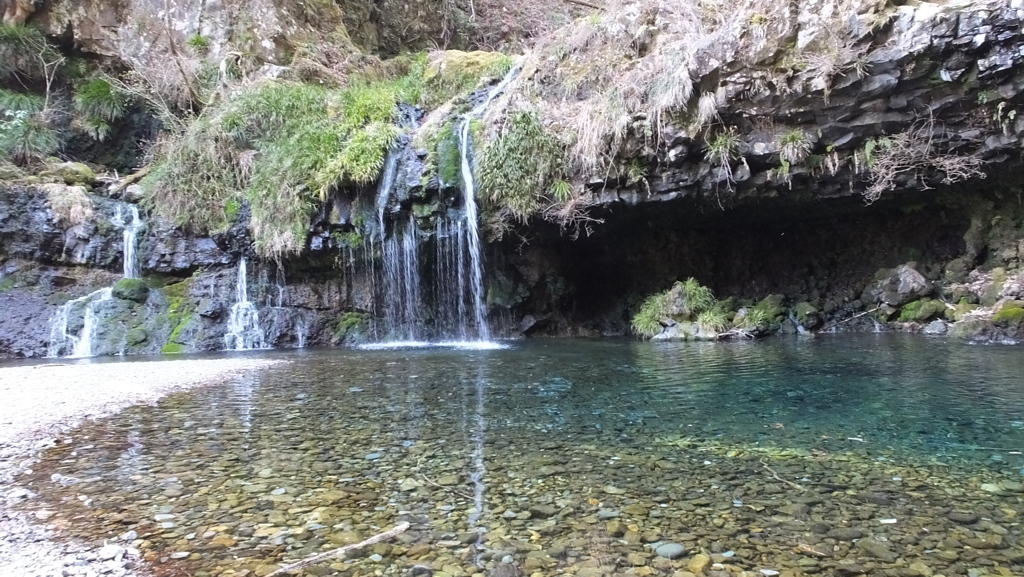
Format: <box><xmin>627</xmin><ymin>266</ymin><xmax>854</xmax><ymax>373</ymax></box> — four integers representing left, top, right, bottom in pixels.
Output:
<box><xmin>357</xmin><ymin>340</ymin><xmax>508</xmax><ymax>351</ymax></box>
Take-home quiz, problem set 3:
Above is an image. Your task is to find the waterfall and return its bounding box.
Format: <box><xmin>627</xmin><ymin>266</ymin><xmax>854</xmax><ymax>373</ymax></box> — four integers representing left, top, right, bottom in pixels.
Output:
<box><xmin>115</xmin><ymin>205</ymin><xmax>144</xmax><ymax>279</ymax></box>
<box><xmin>356</xmin><ymin>69</ymin><xmax>517</xmax><ymax>346</ymax></box>
<box><xmin>72</xmin><ymin>288</ymin><xmax>112</xmax><ymax>357</ymax></box>
<box><xmin>454</xmin><ymin>65</ymin><xmax>520</xmax><ymax>342</ymax></box>
<box><xmin>224</xmin><ymin>258</ymin><xmax>267</xmax><ymax>351</ymax></box>
<box><xmin>48</xmin><ymin>288</ymin><xmax>112</xmax><ymax>358</ymax></box>
<box><xmin>374</xmin><ymin>148</ymin><xmax>425</xmax><ymax>343</ymax></box>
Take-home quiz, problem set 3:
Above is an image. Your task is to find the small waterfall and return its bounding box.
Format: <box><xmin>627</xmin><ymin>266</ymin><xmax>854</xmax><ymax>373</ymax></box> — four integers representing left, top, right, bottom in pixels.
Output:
<box><xmin>49</xmin><ymin>288</ymin><xmax>112</xmax><ymax>358</ymax></box>
<box><xmin>374</xmin><ymin>148</ymin><xmax>424</xmax><ymax>342</ymax></box>
<box><xmin>114</xmin><ymin>205</ymin><xmax>144</xmax><ymax>279</ymax></box>
<box><xmin>454</xmin><ymin>65</ymin><xmax>520</xmax><ymax>342</ymax></box>
<box><xmin>224</xmin><ymin>258</ymin><xmax>267</xmax><ymax>351</ymax></box>
<box><xmin>356</xmin><ymin>71</ymin><xmax>517</xmax><ymax>346</ymax></box>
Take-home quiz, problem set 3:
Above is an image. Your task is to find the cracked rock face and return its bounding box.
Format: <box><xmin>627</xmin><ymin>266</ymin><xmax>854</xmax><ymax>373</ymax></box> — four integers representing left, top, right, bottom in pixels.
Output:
<box><xmin>497</xmin><ymin>0</ymin><xmax>1024</xmax><ymax>210</ymax></box>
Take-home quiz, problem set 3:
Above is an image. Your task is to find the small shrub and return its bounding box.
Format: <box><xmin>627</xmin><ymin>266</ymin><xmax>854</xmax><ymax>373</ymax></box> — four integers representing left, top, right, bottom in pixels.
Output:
<box><xmin>0</xmin><ymin>24</ymin><xmax>59</xmax><ymax>79</ymax></box>
<box><xmin>78</xmin><ymin>117</ymin><xmax>111</xmax><ymax>141</ymax></box>
<box><xmin>632</xmin><ymin>278</ymin><xmax>721</xmax><ymax>339</ymax></box>
<box><xmin>678</xmin><ymin>277</ymin><xmax>716</xmax><ymax>317</ymax></box>
<box><xmin>706</xmin><ymin>129</ymin><xmax>740</xmax><ymax>168</ymax></box>
<box><xmin>735</xmin><ymin>307</ymin><xmax>769</xmax><ymax>330</ymax></box>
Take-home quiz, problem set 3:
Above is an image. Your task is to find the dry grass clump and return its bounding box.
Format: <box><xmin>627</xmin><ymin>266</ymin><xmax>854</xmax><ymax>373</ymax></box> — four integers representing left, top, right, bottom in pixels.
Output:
<box><xmin>860</xmin><ymin>119</ymin><xmax>986</xmax><ymax>204</ymax></box>
<box><xmin>482</xmin><ymin>0</ymin><xmax>887</xmax><ymax>179</ymax></box>
<box><xmin>42</xmin><ymin>183</ymin><xmax>94</xmax><ymax>227</ymax></box>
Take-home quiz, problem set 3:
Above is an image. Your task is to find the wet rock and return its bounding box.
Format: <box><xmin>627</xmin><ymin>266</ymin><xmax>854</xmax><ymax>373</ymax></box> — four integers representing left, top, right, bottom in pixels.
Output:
<box><xmin>655</xmin><ymin>543</ymin><xmax>686</xmax><ymax>559</ymax></box>
<box><xmin>528</xmin><ymin>504</ymin><xmax>559</xmax><ymax>518</ymax></box>
<box><xmin>835</xmin><ymin>563</ymin><xmax>867</xmax><ymax>576</ymax></box>
<box><xmin>778</xmin><ymin>503</ymin><xmax>810</xmax><ymax>516</ymax></box>
<box><xmin>856</xmin><ymin>539</ymin><xmax>898</xmax><ymax>562</ymax></box>
<box><xmin>687</xmin><ymin>553</ymin><xmax>711</xmax><ymax>574</ymax></box>
<box><xmin>111</xmin><ymin>278</ymin><xmax>149</xmax><ymax>303</ymax></box>
<box><xmin>946</xmin><ymin>511</ymin><xmax>979</xmax><ymax>524</ymax></box>
<box><xmin>827</xmin><ymin>528</ymin><xmax>864</xmax><ymax>541</ymax></box>
<box><xmin>902</xmin><ymin>561</ymin><xmax>934</xmax><ymax>577</ymax></box>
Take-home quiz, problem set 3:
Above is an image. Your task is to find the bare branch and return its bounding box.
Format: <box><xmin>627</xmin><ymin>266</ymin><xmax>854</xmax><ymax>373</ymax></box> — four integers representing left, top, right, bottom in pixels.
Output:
<box><xmin>265</xmin><ymin>522</ymin><xmax>411</xmax><ymax>577</ymax></box>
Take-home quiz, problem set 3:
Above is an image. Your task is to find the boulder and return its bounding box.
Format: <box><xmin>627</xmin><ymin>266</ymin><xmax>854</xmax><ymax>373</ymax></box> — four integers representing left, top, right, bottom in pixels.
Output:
<box><xmin>112</xmin><ymin>278</ymin><xmax>149</xmax><ymax>303</ymax></box>
<box><xmin>868</xmin><ymin>265</ymin><xmax>933</xmax><ymax>306</ymax></box>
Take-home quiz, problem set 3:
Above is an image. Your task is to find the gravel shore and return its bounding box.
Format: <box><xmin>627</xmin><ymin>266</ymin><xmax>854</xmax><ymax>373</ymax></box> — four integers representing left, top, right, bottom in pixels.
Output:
<box><xmin>0</xmin><ymin>357</ymin><xmax>287</xmax><ymax>577</ymax></box>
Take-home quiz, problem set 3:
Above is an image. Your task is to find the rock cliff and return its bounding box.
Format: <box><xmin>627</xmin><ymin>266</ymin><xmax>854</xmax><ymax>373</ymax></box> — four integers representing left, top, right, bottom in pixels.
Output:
<box><xmin>2</xmin><ymin>0</ymin><xmax>1024</xmax><ymax>356</ymax></box>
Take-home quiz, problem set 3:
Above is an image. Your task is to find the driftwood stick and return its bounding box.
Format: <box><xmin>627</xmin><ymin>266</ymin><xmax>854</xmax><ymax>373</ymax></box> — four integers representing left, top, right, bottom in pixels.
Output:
<box><xmin>760</xmin><ymin>458</ymin><xmax>806</xmax><ymax>492</ymax></box>
<box><xmin>416</xmin><ymin>456</ymin><xmax>475</xmax><ymax>500</ymax></box>
<box><xmin>265</xmin><ymin>522</ymin><xmax>411</xmax><ymax>577</ymax></box>
<box><xmin>108</xmin><ymin>165</ymin><xmax>151</xmax><ymax>194</ymax></box>
<box><xmin>817</xmin><ymin>307</ymin><xmax>882</xmax><ymax>332</ymax></box>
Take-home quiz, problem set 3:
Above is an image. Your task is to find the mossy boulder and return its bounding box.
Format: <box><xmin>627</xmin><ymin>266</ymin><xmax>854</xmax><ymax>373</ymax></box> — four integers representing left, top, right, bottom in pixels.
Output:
<box><xmin>422</xmin><ymin>50</ymin><xmax>513</xmax><ymax>106</ymax></box>
<box><xmin>898</xmin><ymin>298</ymin><xmax>946</xmax><ymax>323</ymax></box>
<box><xmin>125</xmin><ymin>327</ymin><xmax>148</xmax><ymax>346</ymax></box>
<box><xmin>792</xmin><ymin>301</ymin><xmax>821</xmax><ymax>330</ymax></box>
<box><xmin>424</xmin><ymin>50</ymin><xmax>512</xmax><ymax>85</ymax></box>
<box><xmin>161</xmin><ymin>343</ymin><xmax>186</xmax><ymax>354</ymax></box>
<box><xmin>112</xmin><ymin>278</ymin><xmax>150</xmax><ymax>303</ymax></box>
<box><xmin>949</xmin><ymin>299</ymin><xmax>979</xmax><ymax>321</ymax></box>
<box><xmin>993</xmin><ymin>301</ymin><xmax>1024</xmax><ymax>327</ymax></box>
<box><xmin>333</xmin><ymin>312</ymin><xmax>370</xmax><ymax>345</ymax></box>
<box><xmin>754</xmin><ymin>294</ymin><xmax>786</xmax><ymax>323</ymax></box>
<box><xmin>39</xmin><ymin>161</ymin><xmax>97</xmax><ymax>186</ymax></box>
<box><xmin>981</xmin><ymin>268</ymin><xmax>1008</xmax><ymax>307</ymax></box>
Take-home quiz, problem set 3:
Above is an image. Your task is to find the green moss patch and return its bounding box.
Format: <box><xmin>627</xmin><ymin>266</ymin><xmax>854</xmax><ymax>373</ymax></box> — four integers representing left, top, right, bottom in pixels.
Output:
<box><xmin>993</xmin><ymin>305</ymin><xmax>1024</xmax><ymax>326</ymax></box>
<box><xmin>333</xmin><ymin>312</ymin><xmax>370</xmax><ymax>344</ymax></box>
<box><xmin>112</xmin><ymin>278</ymin><xmax>150</xmax><ymax>303</ymax></box>
<box><xmin>898</xmin><ymin>298</ymin><xmax>946</xmax><ymax>323</ymax></box>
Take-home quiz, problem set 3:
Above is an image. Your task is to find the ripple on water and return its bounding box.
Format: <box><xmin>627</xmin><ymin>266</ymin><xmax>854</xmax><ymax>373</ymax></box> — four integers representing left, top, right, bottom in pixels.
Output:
<box><xmin>14</xmin><ymin>335</ymin><xmax>1024</xmax><ymax>577</ymax></box>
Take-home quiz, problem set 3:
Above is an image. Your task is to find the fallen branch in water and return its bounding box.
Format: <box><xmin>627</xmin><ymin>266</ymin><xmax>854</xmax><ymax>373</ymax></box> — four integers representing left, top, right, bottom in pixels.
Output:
<box><xmin>265</xmin><ymin>522</ymin><xmax>410</xmax><ymax>576</ymax></box>
<box><xmin>817</xmin><ymin>307</ymin><xmax>882</xmax><ymax>333</ymax></box>
<box><xmin>416</xmin><ymin>456</ymin><xmax>475</xmax><ymax>500</ymax></box>
<box><xmin>760</xmin><ymin>458</ymin><xmax>806</xmax><ymax>492</ymax></box>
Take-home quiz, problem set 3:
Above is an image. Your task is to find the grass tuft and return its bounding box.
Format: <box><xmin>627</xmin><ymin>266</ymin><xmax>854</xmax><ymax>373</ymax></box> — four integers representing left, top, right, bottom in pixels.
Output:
<box><xmin>147</xmin><ymin>69</ymin><xmax>422</xmax><ymax>258</ymax></box>
<box><xmin>478</xmin><ymin>110</ymin><xmax>567</xmax><ymax>223</ymax></box>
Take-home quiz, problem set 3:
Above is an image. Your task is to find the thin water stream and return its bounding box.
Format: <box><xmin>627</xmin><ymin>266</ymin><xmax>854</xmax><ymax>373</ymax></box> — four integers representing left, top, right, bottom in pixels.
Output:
<box><xmin>14</xmin><ymin>335</ymin><xmax>1024</xmax><ymax>577</ymax></box>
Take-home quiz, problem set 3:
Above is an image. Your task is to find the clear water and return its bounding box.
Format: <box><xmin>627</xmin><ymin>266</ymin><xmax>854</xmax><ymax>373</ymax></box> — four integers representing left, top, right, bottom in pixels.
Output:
<box><xmin>16</xmin><ymin>335</ymin><xmax>1024</xmax><ymax>576</ymax></box>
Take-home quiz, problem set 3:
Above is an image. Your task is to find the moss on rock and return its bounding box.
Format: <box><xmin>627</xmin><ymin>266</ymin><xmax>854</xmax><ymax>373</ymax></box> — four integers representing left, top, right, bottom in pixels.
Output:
<box><xmin>898</xmin><ymin>298</ymin><xmax>946</xmax><ymax>323</ymax></box>
<box><xmin>39</xmin><ymin>161</ymin><xmax>97</xmax><ymax>186</ymax></box>
<box><xmin>112</xmin><ymin>278</ymin><xmax>150</xmax><ymax>303</ymax></box>
<box><xmin>333</xmin><ymin>311</ymin><xmax>370</xmax><ymax>344</ymax></box>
